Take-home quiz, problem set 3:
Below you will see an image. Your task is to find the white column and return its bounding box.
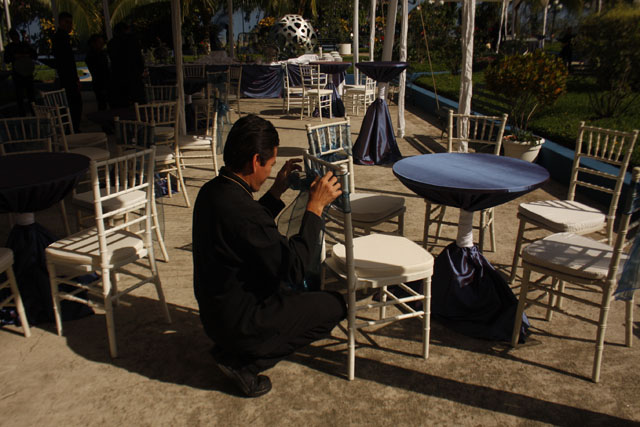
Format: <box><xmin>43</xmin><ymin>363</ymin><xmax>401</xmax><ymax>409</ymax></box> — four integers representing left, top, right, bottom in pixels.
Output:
<box><xmin>369</xmin><ymin>0</ymin><xmax>376</xmax><ymax>62</ymax></box>
<box><xmin>397</xmin><ymin>0</ymin><xmax>408</xmax><ymax>138</ymax></box>
<box><xmin>457</xmin><ymin>0</ymin><xmax>476</xmax><ymax>152</ymax></box>
<box><xmin>103</xmin><ymin>0</ymin><xmax>112</xmax><ymax>40</ymax></box>
<box><xmin>227</xmin><ymin>0</ymin><xmax>234</xmax><ymax>58</ymax></box>
<box><xmin>171</xmin><ymin>0</ymin><xmax>186</xmax><ymax>135</ymax></box>
<box><xmin>353</xmin><ymin>0</ymin><xmax>359</xmax><ymax>84</ymax></box>
<box><xmin>4</xmin><ymin>0</ymin><xmax>11</xmax><ymax>30</ymax></box>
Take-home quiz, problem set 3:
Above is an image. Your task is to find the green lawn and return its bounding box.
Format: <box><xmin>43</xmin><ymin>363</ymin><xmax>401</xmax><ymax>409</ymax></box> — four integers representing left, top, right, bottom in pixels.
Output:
<box><xmin>415</xmin><ymin>71</ymin><xmax>640</xmax><ymax>168</ymax></box>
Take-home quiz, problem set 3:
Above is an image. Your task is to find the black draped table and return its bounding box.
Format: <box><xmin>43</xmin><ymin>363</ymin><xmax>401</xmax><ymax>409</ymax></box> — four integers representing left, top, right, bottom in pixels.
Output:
<box><xmin>310</xmin><ymin>61</ymin><xmax>350</xmax><ymax>117</ymax></box>
<box><xmin>0</xmin><ymin>152</ymin><xmax>93</xmax><ymax>324</ymax></box>
<box><xmin>148</xmin><ymin>64</ymin><xmax>285</xmax><ymax>99</ymax></box>
<box><xmin>393</xmin><ymin>153</ymin><xmax>550</xmax><ymax>342</ymax></box>
<box><xmin>353</xmin><ymin>61</ymin><xmax>407</xmax><ymax>165</ymax></box>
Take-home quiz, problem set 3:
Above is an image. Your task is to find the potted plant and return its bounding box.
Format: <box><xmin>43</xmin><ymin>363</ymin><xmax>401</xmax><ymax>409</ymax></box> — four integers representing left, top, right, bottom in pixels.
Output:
<box><xmin>485</xmin><ymin>50</ymin><xmax>568</xmax><ymax>161</ymax></box>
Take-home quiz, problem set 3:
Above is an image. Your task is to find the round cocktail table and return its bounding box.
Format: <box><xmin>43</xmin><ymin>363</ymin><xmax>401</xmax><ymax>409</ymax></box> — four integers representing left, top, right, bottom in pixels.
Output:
<box><xmin>0</xmin><ymin>152</ymin><xmax>93</xmax><ymax>323</ymax></box>
<box><xmin>393</xmin><ymin>153</ymin><xmax>550</xmax><ymax>341</ymax></box>
<box><xmin>353</xmin><ymin>61</ymin><xmax>408</xmax><ymax>165</ymax></box>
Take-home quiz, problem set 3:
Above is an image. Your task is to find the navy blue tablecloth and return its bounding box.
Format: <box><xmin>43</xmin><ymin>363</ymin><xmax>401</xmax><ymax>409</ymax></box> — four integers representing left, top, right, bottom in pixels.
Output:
<box><xmin>353</xmin><ymin>62</ymin><xmax>408</xmax><ymax>165</ymax></box>
<box><xmin>1</xmin><ymin>153</ymin><xmax>94</xmax><ymax>324</ymax></box>
<box><xmin>148</xmin><ymin>64</ymin><xmax>285</xmax><ymax>99</ymax></box>
<box><xmin>393</xmin><ymin>153</ymin><xmax>550</xmax><ymax>342</ymax></box>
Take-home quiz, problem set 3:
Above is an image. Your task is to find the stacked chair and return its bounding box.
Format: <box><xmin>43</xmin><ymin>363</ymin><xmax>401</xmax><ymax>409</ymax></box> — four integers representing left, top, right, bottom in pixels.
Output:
<box><xmin>45</xmin><ymin>147</ymin><xmax>172</xmax><ymax>358</ymax></box>
<box><xmin>303</xmin><ymin>152</ymin><xmax>434</xmax><ymax>380</ymax></box>
<box><xmin>300</xmin><ymin>64</ymin><xmax>332</xmax><ymax>121</ymax></box>
<box><xmin>282</xmin><ymin>64</ymin><xmax>304</xmax><ymax>114</ymax></box>
<box><xmin>511</xmin><ymin>166</ymin><xmax>640</xmax><ymax>382</ymax></box>
<box><xmin>144</xmin><ymin>84</ymin><xmax>178</xmax><ymax>104</ymax></box>
<box><xmin>344</xmin><ymin>76</ymin><xmax>376</xmax><ymax>116</ymax></box>
<box><xmin>423</xmin><ymin>109</ymin><xmax>508</xmax><ymax>251</ymax></box>
<box><xmin>134</xmin><ymin>101</ymin><xmax>191</xmax><ymax>207</ymax></box>
<box><xmin>39</xmin><ymin>89</ymin><xmax>109</xmax><ymax>152</ymax></box>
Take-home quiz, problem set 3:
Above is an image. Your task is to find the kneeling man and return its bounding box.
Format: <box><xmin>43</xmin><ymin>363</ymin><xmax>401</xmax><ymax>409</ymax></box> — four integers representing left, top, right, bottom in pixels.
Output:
<box><xmin>193</xmin><ymin>114</ymin><xmax>346</xmax><ymax>397</ymax></box>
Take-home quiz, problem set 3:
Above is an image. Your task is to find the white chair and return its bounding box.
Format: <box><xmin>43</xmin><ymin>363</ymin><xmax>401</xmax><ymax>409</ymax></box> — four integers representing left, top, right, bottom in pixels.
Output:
<box><xmin>228</xmin><ymin>65</ymin><xmax>242</xmax><ymax>116</ymax></box>
<box><xmin>306</xmin><ymin>119</ymin><xmax>405</xmax><ymax>235</ymax></box>
<box><xmin>511</xmin><ymin>167</ymin><xmax>640</xmax><ymax>383</ymax></box>
<box><xmin>144</xmin><ymin>84</ymin><xmax>178</xmax><ymax>103</ymax></box>
<box><xmin>0</xmin><ymin>247</ymin><xmax>31</xmax><ymax>337</ymax></box>
<box><xmin>74</xmin><ymin>118</ymin><xmax>169</xmax><ymax>262</ymax></box>
<box><xmin>193</xmin><ymin>71</ymin><xmax>227</xmax><ymax>133</ymax></box>
<box><xmin>282</xmin><ymin>64</ymin><xmax>304</xmax><ymax>114</ymax></box>
<box><xmin>304</xmin><ymin>153</ymin><xmax>434</xmax><ymax>381</ymax></box>
<box><xmin>45</xmin><ymin>147</ymin><xmax>172</xmax><ymax>358</ymax></box>
<box><xmin>183</xmin><ymin>63</ymin><xmax>205</xmax><ymax>79</ymax></box>
<box><xmin>423</xmin><ymin>110</ymin><xmax>508</xmax><ymax>252</ymax></box>
<box><xmin>509</xmin><ymin>123</ymin><xmax>639</xmax><ymax>283</ymax></box>
<box><xmin>32</xmin><ymin>104</ymin><xmax>110</xmax><ymax>162</ymax></box>
<box><xmin>135</xmin><ymin>101</ymin><xmax>191</xmax><ymax>207</ymax></box>
<box><xmin>300</xmin><ymin>64</ymin><xmax>332</xmax><ymax>121</ymax></box>
<box><xmin>344</xmin><ymin>76</ymin><xmax>375</xmax><ymax>116</ymax></box>
<box><xmin>177</xmin><ymin>94</ymin><xmax>221</xmax><ymax>176</ymax></box>
<box><xmin>38</xmin><ymin>89</ymin><xmax>110</xmax><ymax>152</ymax></box>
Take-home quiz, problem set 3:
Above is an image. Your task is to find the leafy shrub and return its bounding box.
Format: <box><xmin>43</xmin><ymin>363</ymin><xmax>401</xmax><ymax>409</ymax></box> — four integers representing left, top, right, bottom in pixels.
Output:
<box><xmin>485</xmin><ymin>50</ymin><xmax>568</xmax><ymax>140</ymax></box>
<box><xmin>575</xmin><ymin>6</ymin><xmax>640</xmax><ymax>118</ymax></box>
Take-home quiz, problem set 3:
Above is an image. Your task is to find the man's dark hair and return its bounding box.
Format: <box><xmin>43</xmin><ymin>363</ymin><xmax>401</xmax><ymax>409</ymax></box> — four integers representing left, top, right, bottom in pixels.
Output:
<box><xmin>88</xmin><ymin>34</ymin><xmax>104</xmax><ymax>47</ymax></box>
<box><xmin>8</xmin><ymin>28</ymin><xmax>19</xmax><ymax>40</ymax></box>
<box><xmin>113</xmin><ymin>22</ymin><xmax>130</xmax><ymax>37</ymax></box>
<box><xmin>59</xmin><ymin>11</ymin><xmax>72</xmax><ymax>21</ymax></box>
<box><xmin>223</xmin><ymin>114</ymin><xmax>279</xmax><ymax>172</ymax></box>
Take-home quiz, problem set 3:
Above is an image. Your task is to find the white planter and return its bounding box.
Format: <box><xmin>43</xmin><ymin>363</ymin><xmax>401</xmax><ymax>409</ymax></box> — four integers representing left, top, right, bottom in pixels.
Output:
<box><xmin>503</xmin><ymin>138</ymin><xmax>545</xmax><ymax>162</ymax></box>
<box><xmin>338</xmin><ymin>43</ymin><xmax>352</xmax><ymax>55</ymax></box>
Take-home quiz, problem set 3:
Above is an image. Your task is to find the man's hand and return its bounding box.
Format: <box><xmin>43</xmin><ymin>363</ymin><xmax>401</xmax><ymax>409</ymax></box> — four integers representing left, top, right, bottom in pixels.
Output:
<box><xmin>269</xmin><ymin>158</ymin><xmax>302</xmax><ymax>199</ymax></box>
<box><xmin>306</xmin><ymin>171</ymin><xmax>342</xmax><ymax>217</ymax></box>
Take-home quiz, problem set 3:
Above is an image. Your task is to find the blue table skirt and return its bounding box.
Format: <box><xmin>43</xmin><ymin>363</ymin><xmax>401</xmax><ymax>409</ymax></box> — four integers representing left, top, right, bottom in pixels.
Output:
<box><xmin>433</xmin><ymin>243</ymin><xmax>529</xmax><ymax>343</ymax></box>
<box><xmin>353</xmin><ymin>98</ymin><xmax>402</xmax><ymax>165</ymax></box>
<box><xmin>5</xmin><ymin>224</ymin><xmax>93</xmax><ymax>324</ymax></box>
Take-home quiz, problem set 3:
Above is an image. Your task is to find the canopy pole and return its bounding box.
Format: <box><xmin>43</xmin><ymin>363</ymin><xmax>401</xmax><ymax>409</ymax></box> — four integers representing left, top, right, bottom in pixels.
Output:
<box><xmin>227</xmin><ymin>0</ymin><xmax>234</xmax><ymax>58</ymax></box>
<box><xmin>369</xmin><ymin>0</ymin><xmax>376</xmax><ymax>62</ymax></box>
<box><xmin>171</xmin><ymin>0</ymin><xmax>186</xmax><ymax>135</ymax></box>
<box><xmin>103</xmin><ymin>0</ymin><xmax>112</xmax><ymax>39</ymax></box>
<box><xmin>397</xmin><ymin>0</ymin><xmax>408</xmax><ymax>138</ymax></box>
<box><xmin>457</xmin><ymin>0</ymin><xmax>476</xmax><ymax>152</ymax></box>
<box><xmin>353</xmin><ymin>0</ymin><xmax>359</xmax><ymax>84</ymax></box>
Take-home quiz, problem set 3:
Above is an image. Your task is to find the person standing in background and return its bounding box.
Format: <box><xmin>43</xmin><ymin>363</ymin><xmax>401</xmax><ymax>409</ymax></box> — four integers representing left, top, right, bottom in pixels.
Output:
<box><xmin>85</xmin><ymin>34</ymin><xmax>111</xmax><ymax>111</ymax></box>
<box><xmin>4</xmin><ymin>28</ymin><xmax>37</xmax><ymax>116</ymax></box>
<box><xmin>52</xmin><ymin>12</ymin><xmax>82</xmax><ymax>131</ymax></box>
<box><xmin>108</xmin><ymin>22</ymin><xmax>147</xmax><ymax>107</ymax></box>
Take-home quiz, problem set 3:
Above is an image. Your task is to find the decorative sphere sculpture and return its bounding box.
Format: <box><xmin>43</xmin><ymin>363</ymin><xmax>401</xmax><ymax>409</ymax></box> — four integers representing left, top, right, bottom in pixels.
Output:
<box><xmin>271</xmin><ymin>14</ymin><xmax>317</xmax><ymax>54</ymax></box>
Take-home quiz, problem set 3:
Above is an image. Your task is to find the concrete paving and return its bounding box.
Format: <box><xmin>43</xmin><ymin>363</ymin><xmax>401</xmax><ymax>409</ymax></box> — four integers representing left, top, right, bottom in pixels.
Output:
<box><xmin>1</xmin><ymin>95</ymin><xmax>639</xmax><ymax>426</ymax></box>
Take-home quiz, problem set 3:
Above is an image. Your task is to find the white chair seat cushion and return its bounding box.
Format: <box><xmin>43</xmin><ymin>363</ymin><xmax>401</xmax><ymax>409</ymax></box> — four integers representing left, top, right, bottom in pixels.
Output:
<box><xmin>519</xmin><ymin>199</ymin><xmax>606</xmax><ymax>233</ymax></box>
<box><xmin>154</xmin><ymin>126</ymin><xmax>175</xmax><ymax>139</ymax></box>
<box><xmin>0</xmin><ymin>247</ymin><xmax>13</xmax><ymax>272</ymax></box>
<box><xmin>178</xmin><ymin>135</ymin><xmax>212</xmax><ymax>148</ymax></box>
<box><xmin>46</xmin><ymin>227</ymin><xmax>146</xmax><ymax>268</ymax></box>
<box><xmin>330</xmin><ymin>193</ymin><xmax>404</xmax><ymax>224</ymax></box>
<box><xmin>522</xmin><ymin>232</ymin><xmax>627</xmax><ymax>281</ymax></box>
<box><xmin>154</xmin><ymin>145</ymin><xmax>175</xmax><ymax>162</ymax></box>
<box><xmin>288</xmin><ymin>87</ymin><xmax>304</xmax><ymax>94</ymax></box>
<box><xmin>307</xmin><ymin>89</ymin><xmax>333</xmax><ymax>96</ymax></box>
<box><xmin>73</xmin><ymin>188</ymin><xmax>146</xmax><ymax>212</ymax></box>
<box><xmin>332</xmin><ymin>234</ymin><xmax>433</xmax><ymax>279</ymax></box>
<box><xmin>69</xmin><ymin>146</ymin><xmax>110</xmax><ymax>161</ymax></box>
<box><xmin>66</xmin><ymin>132</ymin><xmax>107</xmax><ymax>147</ymax></box>
<box><xmin>191</xmin><ymin>98</ymin><xmax>208</xmax><ymax>106</ymax></box>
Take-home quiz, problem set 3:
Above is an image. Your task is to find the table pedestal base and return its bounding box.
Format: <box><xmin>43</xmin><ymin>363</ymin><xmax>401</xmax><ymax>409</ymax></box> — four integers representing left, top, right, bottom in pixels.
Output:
<box><xmin>431</xmin><ymin>242</ymin><xmax>529</xmax><ymax>342</ymax></box>
<box><xmin>6</xmin><ymin>224</ymin><xmax>93</xmax><ymax>324</ymax></box>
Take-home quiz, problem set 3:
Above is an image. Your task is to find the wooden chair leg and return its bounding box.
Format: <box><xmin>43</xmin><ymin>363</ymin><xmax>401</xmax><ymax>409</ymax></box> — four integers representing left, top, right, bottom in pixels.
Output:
<box><xmin>626</xmin><ymin>297</ymin><xmax>634</xmax><ymax>347</ymax></box>
<box><xmin>423</xmin><ymin>277</ymin><xmax>431</xmax><ymax>359</ymax></box>
<box><xmin>7</xmin><ymin>265</ymin><xmax>31</xmax><ymax>337</ymax></box>
<box><xmin>511</xmin><ymin>265</ymin><xmax>531</xmax><ymax>347</ymax></box>
<box><xmin>509</xmin><ymin>217</ymin><xmax>528</xmax><ymax>284</ymax></box>
<box><xmin>592</xmin><ymin>288</ymin><xmax>614</xmax><ymax>383</ymax></box>
<box><xmin>46</xmin><ymin>261</ymin><xmax>63</xmax><ymax>336</ymax></box>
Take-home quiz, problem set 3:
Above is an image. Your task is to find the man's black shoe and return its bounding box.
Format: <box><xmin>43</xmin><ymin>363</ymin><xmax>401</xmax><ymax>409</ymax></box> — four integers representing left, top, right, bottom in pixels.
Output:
<box><xmin>216</xmin><ymin>362</ymin><xmax>272</xmax><ymax>398</ymax></box>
